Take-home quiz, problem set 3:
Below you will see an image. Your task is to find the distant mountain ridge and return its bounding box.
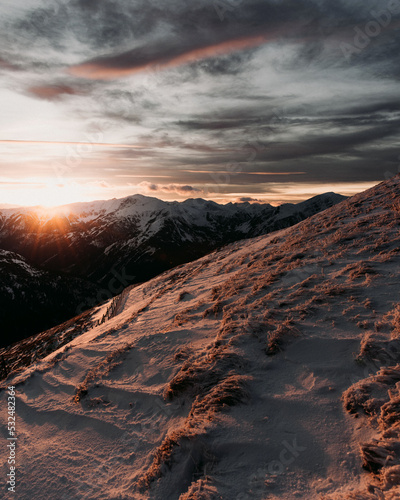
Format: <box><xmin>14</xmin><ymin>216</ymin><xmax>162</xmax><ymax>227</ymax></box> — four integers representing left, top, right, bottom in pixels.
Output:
<box><xmin>0</xmin><ymin>249</ymin><xmax>98</xmax><ymax>348</ymax></box>
<box><xmin>0</xmin><ymin>192</ymin><xmax>346</xmax><ymax>285</ymax></box>
<box><xmin>0</xmin><ymin>192</ymin><xmax>346</xmax><ymax>346</ymax></box>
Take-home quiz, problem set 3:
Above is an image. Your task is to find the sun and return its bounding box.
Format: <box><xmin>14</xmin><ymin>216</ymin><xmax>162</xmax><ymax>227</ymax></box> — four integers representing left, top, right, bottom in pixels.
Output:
<box><xmin>1</xmin><ymin>178</ymin><xmax>88</xmax><ymax>210</ymax></box>
<box><xmin>35</xmin><ymin>180</ymin><xmax>85</xmax><ymax>208</ymax></box>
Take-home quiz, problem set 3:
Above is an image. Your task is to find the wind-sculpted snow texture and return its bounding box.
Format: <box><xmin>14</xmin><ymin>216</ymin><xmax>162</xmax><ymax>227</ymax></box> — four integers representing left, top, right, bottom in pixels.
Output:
<box><xmin>1</xmin><ymin>178</ymin><xmax>400</xmax><ymax>498</ymax></box>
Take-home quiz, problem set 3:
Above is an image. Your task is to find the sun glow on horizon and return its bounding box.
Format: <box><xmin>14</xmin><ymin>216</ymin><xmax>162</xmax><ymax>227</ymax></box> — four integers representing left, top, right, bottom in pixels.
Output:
<box><xmin>0</xmin><ymin>178</ymin><xmax>91</xmax><ymax>209</ymax></box>
<box><xmin>0</xmin><ymin>177</ymin><xmax>381</xmax><ymax>211</ymax></box>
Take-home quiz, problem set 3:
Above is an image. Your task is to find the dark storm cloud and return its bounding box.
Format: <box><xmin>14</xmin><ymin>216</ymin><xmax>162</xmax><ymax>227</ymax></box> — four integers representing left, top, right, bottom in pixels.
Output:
<box><xmin>176</xmin><ymin>117</ymin><xmax>263</xmax><ymax>131</ymax></box>
<box><xmin>65</xmin><ymin>0</ymin><xmax>338</xmax><ymax>79</ymax></box>
<box><xmin>3</xmin><ymin>1</ymin><xmax>399</xmax><ymax>77</ymax></box>
<box><xmin>345</xmin><ymin>100</ymin><xmax>400</xmax><ymax>117</ymax></box>
<box><xmin>69</xmin><ymin>34</ymin><xmax>272</xmax><ymax>79</ymax></box>
<box><xmin>237</xmin><ymin>197</ymin><xmax>265</xmax><ymax>203</ymax></box>
<box><xmin>1</xmin><ymin>0</ymin><xmax>400</xmax><ymax>198</ymax></box>
<box><xmin>255</xmin><ymin>124</ymin><xmax>400</xmax><ymax>162</ymax></box>
<box><xmin>188</xmin><ymin>52</ymin><xmax>253</xmax><ymax>76</ymax></box>
<box><xmin>139</xmin><ymin>181</ymin><xmax>203</xmax><ymax>195</ymax></box>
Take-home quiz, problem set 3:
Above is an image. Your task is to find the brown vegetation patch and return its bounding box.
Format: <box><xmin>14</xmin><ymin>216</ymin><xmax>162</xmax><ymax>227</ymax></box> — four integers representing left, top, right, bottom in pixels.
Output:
<box><xmin>188</xmin><ymin>375</ymin><xmax>250</xmax><ymax>419</ymax></box>
<box><xmin>164</xmin><ymin>347</ymin><xmax>246</xmax><ymax>401</ymax></box>
<box><xmin>266</xmin><ymin>320</ymin><xmax>301</xmax><ymax>356</ymax></box>
<box><xmin>73</xmin><ymin>343</ymin><xmax>132</xmax><ymax>403</ymax></box>
<box><xmin>138</xmin><ymin>374</ymin><xmax>248</xmax><ymax>490</ymax></box>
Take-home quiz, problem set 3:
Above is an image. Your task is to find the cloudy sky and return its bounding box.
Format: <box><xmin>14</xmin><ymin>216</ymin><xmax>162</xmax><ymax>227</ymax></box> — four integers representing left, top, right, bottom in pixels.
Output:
<box><xmin>0</xmin><ymin>0</ymin><xmax>399</xmax><ymax>207</ymax></box>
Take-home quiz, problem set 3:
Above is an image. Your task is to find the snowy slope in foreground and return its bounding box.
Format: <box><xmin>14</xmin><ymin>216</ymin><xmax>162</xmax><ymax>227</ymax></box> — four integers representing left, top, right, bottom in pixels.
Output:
<box><xmin>2</xmin><ymin>178</ymin><xmax>400</xmax><ymax>499</ymax></box>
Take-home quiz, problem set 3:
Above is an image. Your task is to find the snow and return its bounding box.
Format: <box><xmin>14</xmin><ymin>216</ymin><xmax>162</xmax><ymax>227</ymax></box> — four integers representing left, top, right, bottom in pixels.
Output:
<box><xmin>89</xmin><ymin>299</ymin><xmax>114</xmax><ymax>325</ymax></box>
<box><xmin>1</xmin><ymin>178</ymin><xmax>400</xmax><ymax>498</ymax></box>
<box><xmin>0</xmin><ymin>249</ymin><xmax>43</xmax><ymax>278</ymax></box>
<box><xmin>3</xmin><ymin>286</ymin><xmax>14</xmax><ymax>299</ymax></box>
<box><xmin>0</xmin><ymin>192</ymin><xmax>346</xmax><ymax>235</ymax></box>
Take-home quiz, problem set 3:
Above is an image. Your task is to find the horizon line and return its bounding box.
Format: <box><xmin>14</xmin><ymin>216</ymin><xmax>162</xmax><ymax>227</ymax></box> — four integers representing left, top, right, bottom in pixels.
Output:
<box><xmin>0</xmin><ymin>140</ymin><xmax>141</xmax><ymax>149</ymax></box>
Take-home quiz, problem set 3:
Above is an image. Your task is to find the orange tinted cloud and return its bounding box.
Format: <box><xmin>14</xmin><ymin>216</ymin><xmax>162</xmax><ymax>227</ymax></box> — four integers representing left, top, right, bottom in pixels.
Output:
<box><xmin>183</xmin><ymin>170</ymin><xmax>306</xmax><ymax>175</ymax></box>
<box><xmin>28</xmin><ymin>85</ymin><xmax>80</xmax><ymax>100</ymax></box>
<box><xmin>69</xmin><ymin>34</ymin><xmax>271</xmax><ymax>80</ymax></box>
<box><xmin>0</xmin><ymin>57</ymin><xmax>19</xmax><ymax>71</ymax></box>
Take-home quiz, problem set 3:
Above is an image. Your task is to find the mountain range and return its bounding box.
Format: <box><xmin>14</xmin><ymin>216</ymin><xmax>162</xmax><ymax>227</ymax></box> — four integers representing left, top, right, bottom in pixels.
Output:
<box><xmin>0</xmin><ymin>249</ymin><xmax>98</xmax><ymax>348</ymax></box>
<box><xmin>0</xmin><ymin>192</ymin><xmax>345</xmax><ymax>347</ymax></box>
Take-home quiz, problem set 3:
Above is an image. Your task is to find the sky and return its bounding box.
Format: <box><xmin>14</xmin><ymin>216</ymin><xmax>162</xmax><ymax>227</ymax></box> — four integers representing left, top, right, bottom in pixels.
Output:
<box><xmin>0</xmin><ymin>0</ymin><xmax>399</xmax><ymax>207</ymax></box>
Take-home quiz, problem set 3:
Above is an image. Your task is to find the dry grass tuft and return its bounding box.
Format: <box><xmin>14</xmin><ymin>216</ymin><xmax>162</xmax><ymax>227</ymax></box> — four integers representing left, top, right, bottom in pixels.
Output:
<box><xmin>321</xmin><ymin>491</ymin><xmax>383</xmax><ymax>499</ymax></box>
<box><xmin>391</xmin><ymin>306</ymin><xmax>400</xmax><ymax>339</ymax></box>
<box><xmin>139</xmin><ymin>374</ymin><xmax>248</xmax><ymax>490</ymax></box>
<box><xmin>174</xmin><ymin>312</ymin><xmax>191</xmax><ymax>326</ymax></box>
<box><xmin>211</xmin><ymin>287</ymin><xmax>220</xmax><ymax>301</ymax></box>
<box><xmin>343</xmin><ymin>366</ymin><xmax>400</xmax><ymax>418</ymax></box>
<box><xmin>338</xmin><ymin>261</ymin><xmax>379</xmax><ymax>281</ymax></box>
<box><xmin>73</xmin><ymin>343</ymin><xmax>132</xmax><ymax>403</ymax></box>
<box><xmin>342</xmin><ymin>382</ymin><xmax>372</xmax><ymax>416</ymax></box>
<box><xmin>137</xmin><ymin>428</ymin><xmax>200</xmax><ymax>490</ymax></box>
<box><xmin>381</xmin><ymin>465</ymin><xmax>400</xmax><ymax>490</ymax></box>
<box><xmin>174</xmin><ymin>346</ymin><xmax>192</xmax><ymax>362</ymax></box>
<box><xmin>356</xmin><ymin>334</ymin><xmax>400</xmax><ymax>368</ymax></box>
<box><xmin>266</xmin><ymin>319</ymin><xmax>300</xmax><ymax>355</ymax></box>
<box><xmin>339</xmin><ymin>364</ymin><xmax>400</xmax><ymax>497</ymax></box>
<box><xmin>360</xmin><ymin>438</ymin><xmax>400</xmax><ymax>474</ymax></box>
<box><xmin>379</xmin><ymin>397</ymin><xmax>400</xmax><ymax>431</ymax></box>
<box><xmin>178</xmin><ymin>291</ymin><xmax>191</xmax><ymax>302</ymax></box>
<box><xmin>188</xmin><ymin>375</ymin><xmax>250</xmax><ymax>419</ymax></box>
<box><xmin>202</xmin><ymin>302</ymin><xmax>223</xmax><ymax>319</ymax></box>
<box><xmin>164</xmin><ymin>347</ymin><xmax>246</xmax><ymax>401</ymax></box>
<box><xmin>178</xmin><ymin>480</ymin><xmax>223</xmax><ymax>500</ymax></box>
